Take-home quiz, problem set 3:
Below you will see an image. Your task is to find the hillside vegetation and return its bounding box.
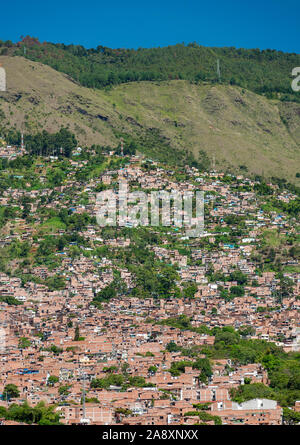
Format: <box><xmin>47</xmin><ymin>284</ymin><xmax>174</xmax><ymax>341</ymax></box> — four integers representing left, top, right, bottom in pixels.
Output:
<box><xmin>0</xmin><ymin>55</ymin><xmax>299</xmax><ymax>181</ymax></box>
<box><xmin>1</xmin><ymin>37</ymin><xmax>299</xmax><ymax>103</ymax></box>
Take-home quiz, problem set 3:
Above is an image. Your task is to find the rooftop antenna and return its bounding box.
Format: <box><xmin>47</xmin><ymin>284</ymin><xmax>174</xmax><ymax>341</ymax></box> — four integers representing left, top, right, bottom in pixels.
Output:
<box><xmin>217</xmin><ymin>59</ymin><xmax>221</xmax><ymax>82</ymax></box>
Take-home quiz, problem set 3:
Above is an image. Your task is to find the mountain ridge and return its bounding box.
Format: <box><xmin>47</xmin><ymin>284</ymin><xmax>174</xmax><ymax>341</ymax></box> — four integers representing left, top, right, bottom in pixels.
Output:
<box><xmin>3</xmin><ymin>38</ymin><xmax>299</xmax><ymax>104</ymax></box>
<box><xmin>0</xmin><ymin>55</ymin><xmax>299</xmax><ymax>182</ymax></box>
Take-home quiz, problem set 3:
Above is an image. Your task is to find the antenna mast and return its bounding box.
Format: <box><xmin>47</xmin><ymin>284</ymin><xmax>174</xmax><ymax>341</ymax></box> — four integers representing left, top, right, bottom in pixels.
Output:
<box><xmin>217</xmin><ymin>59</ymin><xmax>221</xmax><ymax>82</ymax></box>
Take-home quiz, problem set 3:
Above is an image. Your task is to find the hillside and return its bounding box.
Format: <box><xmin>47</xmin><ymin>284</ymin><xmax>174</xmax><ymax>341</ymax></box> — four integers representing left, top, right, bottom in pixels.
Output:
<box><xmin>0</xmin><ymin>55</ymin><xmax>299</xmax><ymax>181</ymax></box>
<box><xmin>3</xmin><ymin>38</ymin><xmax>300</xmax><ymax>103</ymax></box>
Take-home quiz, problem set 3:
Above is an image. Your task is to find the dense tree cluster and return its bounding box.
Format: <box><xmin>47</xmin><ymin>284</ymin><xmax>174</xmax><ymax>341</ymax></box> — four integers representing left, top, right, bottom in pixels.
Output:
<box><xmin>0</xmin><ymin>401</ymin><xmax>60</xmax><ymax>425</ymax></box>
<box><xmin>25</xmin><ymin>128</ymin><xmax>77</xmax><ymax>157</ymax></box>
<box><xmin>163</xmin><ymin>324</ymin><xmax>300</xmax><ymax>406</ymax></box>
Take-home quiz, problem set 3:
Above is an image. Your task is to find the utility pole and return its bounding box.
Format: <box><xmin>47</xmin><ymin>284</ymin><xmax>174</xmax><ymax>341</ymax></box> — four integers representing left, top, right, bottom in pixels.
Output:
<box><xmin>80</xmin><ymin>368</ymin><xmax>90</xmax><ymax>424</ymax></box>
<box><xmin>120</xmin><ymin>137</ymin><xmax>124</xmax><ymax>157</ymax></box>
<box><xmin>82</xmin><ymin>371</ymin><xmax>86</xmax><ymax>420</ymax></box>
<box><xmin>217</xmin><ymin>59</ymin><xmax>221</xmax><ymax>82</ymax></box>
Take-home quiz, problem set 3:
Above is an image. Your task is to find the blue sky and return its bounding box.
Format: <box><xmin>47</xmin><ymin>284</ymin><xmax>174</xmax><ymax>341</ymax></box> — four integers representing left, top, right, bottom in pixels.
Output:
<box><xmin>1</xmin><ymin>0</ymin><xmax>299</xmax><ymax>52</ymax></box>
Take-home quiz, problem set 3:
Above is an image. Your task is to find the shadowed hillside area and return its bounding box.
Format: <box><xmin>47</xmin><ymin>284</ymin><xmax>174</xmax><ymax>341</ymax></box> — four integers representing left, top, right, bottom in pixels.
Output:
<box><xmin>0</xmin><ymin>55</ymin><xmax>299</xmax><ymax>181</ymax></box>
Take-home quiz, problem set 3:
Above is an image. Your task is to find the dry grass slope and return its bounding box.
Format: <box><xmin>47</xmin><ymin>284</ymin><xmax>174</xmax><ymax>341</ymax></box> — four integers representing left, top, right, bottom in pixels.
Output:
<box><xmin>0</xmin><ymin>56</ymin><xmax>299</xmax><ymax>182</ymax></box>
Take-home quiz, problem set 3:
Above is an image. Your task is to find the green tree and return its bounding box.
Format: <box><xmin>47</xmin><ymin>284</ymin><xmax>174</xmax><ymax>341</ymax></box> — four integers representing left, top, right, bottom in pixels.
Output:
<box><xmin>3</xmin><ymin>384</ymin><xmax>20</xmax><ymax>399</ymax></box>
<box><xmin>74</xmin><ymin>325</ymin><xmax>80</xmax><ymax>341</ymax></box>
<box><xmin>282</xmin><ymin>407</ymin><xmax>300</xmax><ymax>425</ymax></box>
<box><xmin>18</xmin><ymin>337</ymin><xmax>31</xmax><ymax>349</ymax></box>
<box><xmin>47</xmin><ymin>375</ymin><xmax>59</xmax><ymax>386</ymax></box>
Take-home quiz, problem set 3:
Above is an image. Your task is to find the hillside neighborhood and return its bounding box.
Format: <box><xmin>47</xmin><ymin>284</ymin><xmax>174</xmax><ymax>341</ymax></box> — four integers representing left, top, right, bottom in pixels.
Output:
<box><xmin>0</xmin><ymin>138</ymin><xmax>299</xmax><ymax>426</ymax></box>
